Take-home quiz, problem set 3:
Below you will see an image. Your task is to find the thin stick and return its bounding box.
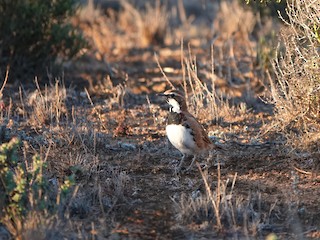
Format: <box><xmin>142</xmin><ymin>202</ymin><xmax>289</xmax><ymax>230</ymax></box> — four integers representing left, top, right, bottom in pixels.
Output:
<box><xmin>19</xmin><ymin>87</ymin><xmax>26</xmax><ymax>119</ymax></box>
<box><xmin>177</xmin><ymin>0</ymin><xmax>187</xmax><ymax>24</ymax></box>
<box><xmin>216</xmin><ymin>161</ymin><xmax>221</xmax><ymax>213</ymax></box>
<box><xmin>44</xmin><ymin>143</ymin><xmax>52</xmax><ymax>163</ymax></box>
<box><xmin>0</xmin><ymin>65</ymin><xmax>10</xmax><ymax>95</ymax></box>
<box><xmin>196</xmin><ymin>162</ymin><xmax>222</xmax><ymax>229</ymax></box>
<box><xmin>146</xmin><ymin>95</ymin><xmax>157</xmax><ymax>125</ymax></box>
<box><xmin>181</xmin><ymin>38</ymin><xmax>188</xmax><ymax>102</ymax></box>
<box><xmin>154</xmin><ymin>53</ymin><xmax>175</xmax><ymax>89</ymax></box>
<box><xmin>98</xmin><ymin>183</ymin><xmax>107</xmax><ymax>219</ymax></box>
<box><xmin>84</xmin><ymin>88</ymin><xmax>107</xmax><ymax>131</ymax></box>
<box><xmin>229</xmin><ymin>172</ymin><xmax>237</xmax><ymax>196</ymax></box>
<box><xmin>292</xmin><ymin>165</ymin><xmax>312</xmax><ymax>175</ymax></box>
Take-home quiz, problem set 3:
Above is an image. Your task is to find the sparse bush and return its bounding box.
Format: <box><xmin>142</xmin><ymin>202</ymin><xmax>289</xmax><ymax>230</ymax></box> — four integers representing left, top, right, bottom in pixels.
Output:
<box><xmin>269</xmin><ymin>0</ymin><xmax>320</xmax><ymax>147</ymax></box>
<box><xmin>0</xmin><ymin>0</ymin><xmax>87</xmax><ymax>80</ymax></box>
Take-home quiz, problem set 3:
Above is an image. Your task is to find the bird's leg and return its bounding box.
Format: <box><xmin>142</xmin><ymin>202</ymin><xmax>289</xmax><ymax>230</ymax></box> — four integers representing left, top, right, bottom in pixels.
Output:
<box><xmin>176</xmin><ymin>154</ymin><xmax>186</xmax><ymax>172</ymax></box>
<box><xmin>185</xmin><ymin>155</ymin><xmax>197</xmax><ymax>172</ymax></box>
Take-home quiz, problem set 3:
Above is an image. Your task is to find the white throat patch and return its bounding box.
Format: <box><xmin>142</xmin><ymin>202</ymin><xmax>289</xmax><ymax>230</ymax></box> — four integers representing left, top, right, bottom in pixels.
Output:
<box><xmin>167</xmin><ymin>98</ymin><xmax>181</xmax><ymax>113</ymax></box>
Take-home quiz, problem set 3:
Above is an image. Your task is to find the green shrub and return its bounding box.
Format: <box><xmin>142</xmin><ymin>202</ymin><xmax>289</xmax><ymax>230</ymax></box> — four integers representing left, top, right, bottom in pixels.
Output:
<box><xmin>0</xmin><ymin>137</ymin><xmax>75</xmax><ymax>238</ymax></box>
<box><xmin>0</xmin><ymin>0</ymin><xmax>87</xmax><ymax>80</ymax></box>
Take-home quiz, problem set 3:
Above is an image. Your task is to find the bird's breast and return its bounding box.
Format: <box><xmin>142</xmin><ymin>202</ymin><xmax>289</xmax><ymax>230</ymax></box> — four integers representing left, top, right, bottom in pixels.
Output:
<box><xmin>166</xmin><ymin>124</ymin><xmax>197</xmax><ymax>155</ymax></box>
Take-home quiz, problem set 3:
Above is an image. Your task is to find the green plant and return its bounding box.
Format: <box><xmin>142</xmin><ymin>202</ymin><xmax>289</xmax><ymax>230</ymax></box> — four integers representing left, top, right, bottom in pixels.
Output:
<box><xmin>312</xmin><ymin>23</ymin><xmax>320</xmax><ymax>44</ymax></box>
<box><xmin>0</xmin><ymin>137</ymin><xmax>22</xmax><ymax>213</ymax></box>
<box><xmin>0</xmin><ymin>0</ymin><xmax>87</xmax><ymax>79</ymax></box>
<box><xmin>0</xmin><ymin>137</ymin><xmax>75</xmax><ymax>239</ymax></box>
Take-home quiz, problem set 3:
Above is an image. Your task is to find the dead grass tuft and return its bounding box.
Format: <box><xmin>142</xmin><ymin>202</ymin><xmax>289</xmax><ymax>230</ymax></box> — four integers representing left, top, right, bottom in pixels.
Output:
<box><xmin>172</xmin><ymin>164</ymin><xmax>276</xmax><ymax>237</ymax></box>
<box><xmin>25</xmin><ymin>79</ymin><xmax>68</xmax><ymax>126</ymax></box>
<box><xmin>119</xmin><ymin>0</ymin><xmax>168</xmax><ymax>47</ymax></box>
<box><xmin>214</xmin><ymin>0</ymin><xmax>256</xmax><ymax>40</ymax></box>
<box><xmin>75</xmin><ymin>0</ymin><xmax>168</xmax><ymax>56</ymax></box>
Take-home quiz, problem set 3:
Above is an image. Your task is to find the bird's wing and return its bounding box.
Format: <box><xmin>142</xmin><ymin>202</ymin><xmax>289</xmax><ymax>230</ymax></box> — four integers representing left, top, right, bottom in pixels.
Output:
<box><xmin>182</xmin><ymin>111</ymin><xmax>225</xmax><ymax>151</ymax></box>
<box><xmin>181</xmin><ymin>112</ymin><xmax>212</xmax><ymax>150</ymax></box>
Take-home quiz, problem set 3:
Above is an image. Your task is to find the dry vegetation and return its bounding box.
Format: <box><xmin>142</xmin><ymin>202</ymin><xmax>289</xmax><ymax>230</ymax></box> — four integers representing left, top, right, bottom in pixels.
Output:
<box><xmin>1</xmin><ymin>0</ymin><xmax>320</xmax><ymax>239</ymax></box>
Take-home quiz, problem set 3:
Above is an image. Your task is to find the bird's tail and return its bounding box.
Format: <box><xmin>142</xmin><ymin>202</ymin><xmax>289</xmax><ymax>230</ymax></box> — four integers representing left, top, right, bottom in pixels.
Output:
<box><xmin>210</xmin><ymin>142</ymin><xmax>226</xmax><ymax>152</ymax></box>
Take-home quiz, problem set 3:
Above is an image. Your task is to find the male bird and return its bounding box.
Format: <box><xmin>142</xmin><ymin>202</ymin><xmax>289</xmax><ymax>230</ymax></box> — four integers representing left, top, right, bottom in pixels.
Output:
<box><xmin>160</xmin><ymin>89</ymin><xmax>222</xmax><ymax>171</ymax></box>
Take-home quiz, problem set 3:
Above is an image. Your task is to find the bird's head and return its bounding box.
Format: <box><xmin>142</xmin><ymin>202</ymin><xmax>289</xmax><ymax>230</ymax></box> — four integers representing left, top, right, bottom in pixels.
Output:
<box><xmin>159</xmin><ymin>89</ymin><xmax>187</xmax><ymax>113</ymax></box>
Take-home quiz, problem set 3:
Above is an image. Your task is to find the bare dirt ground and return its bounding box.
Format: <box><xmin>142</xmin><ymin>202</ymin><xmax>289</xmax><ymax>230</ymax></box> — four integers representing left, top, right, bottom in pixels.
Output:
<box><xmin>1</xmin><ymin>1</ymin><xmax>320</xmax><ymax>239</ymax></box>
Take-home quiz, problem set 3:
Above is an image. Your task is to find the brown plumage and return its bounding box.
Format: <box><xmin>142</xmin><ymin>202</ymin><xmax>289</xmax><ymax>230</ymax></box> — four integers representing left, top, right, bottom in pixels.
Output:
<box><xmin>160</xmin><ymin>89</ymin><xmax>222</xmax><ymax>171</ymax></box>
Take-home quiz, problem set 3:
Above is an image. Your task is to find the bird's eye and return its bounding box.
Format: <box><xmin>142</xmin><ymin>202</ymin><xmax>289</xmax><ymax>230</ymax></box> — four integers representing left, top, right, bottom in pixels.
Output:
<box><xmin>170</xmin><ymin>93</ymin><xmax>175</xmax><ymax>98</ymax></box>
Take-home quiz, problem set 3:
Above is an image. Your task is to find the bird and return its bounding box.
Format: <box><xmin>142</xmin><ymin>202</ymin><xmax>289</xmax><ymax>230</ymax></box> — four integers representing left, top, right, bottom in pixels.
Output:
<box><xmin>159</xmin><ymin>89</ymin><xmax>223</xmax><ymax>171</ymax></box>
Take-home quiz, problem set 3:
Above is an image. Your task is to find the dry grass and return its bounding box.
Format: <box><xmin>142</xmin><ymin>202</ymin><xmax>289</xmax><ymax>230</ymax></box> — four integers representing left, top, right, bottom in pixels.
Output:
<box><xmin>269</xmin><ymin>0</ymin><xmax>320</xmax><ymax>149</ymax></box>
<box><xmin>0</xmin><ymin>78</ymin><xmax>134</xmax><ymax>239</ymax></box>
<box><xmin>75</xmin><ymin>0</ymin><xmax>168</xmax><ymax>56</ymax></box>
<box><xmin>1</xmin><ymin>0</ymin><xmax>320</xmax><ymax>239</ymax></box>
<box><xmin>173</xmin><ymin>180</ymin><xmax>264</xmax><ymax>237</ymax></box>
